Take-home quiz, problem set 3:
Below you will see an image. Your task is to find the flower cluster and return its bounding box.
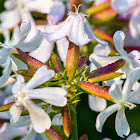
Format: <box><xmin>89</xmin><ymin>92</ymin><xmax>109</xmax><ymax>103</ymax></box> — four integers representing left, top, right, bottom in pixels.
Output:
<box><xmin>0</xmin><ymin>0</ymin><xmax>139</xmax><ymax>140</ymax></box>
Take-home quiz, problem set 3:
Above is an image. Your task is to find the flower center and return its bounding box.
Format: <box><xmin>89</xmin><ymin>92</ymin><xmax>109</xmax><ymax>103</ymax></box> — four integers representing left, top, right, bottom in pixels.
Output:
<box><xmin>120</xmin><ymin>100</ymin><xmax>136</xmax><ymax>110</ymax></box>
<box><xmin>72</xmin><ymin>4</ymin><xmax>82</xmax><ymax>14</ymax></box>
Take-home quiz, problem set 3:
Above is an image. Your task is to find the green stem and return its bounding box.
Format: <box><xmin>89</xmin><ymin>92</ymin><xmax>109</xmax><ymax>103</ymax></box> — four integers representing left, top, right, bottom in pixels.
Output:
<box><xmin>70</xmin><ymin>104</ymin><xmax>78</xmax><ymax>140</ymax></box>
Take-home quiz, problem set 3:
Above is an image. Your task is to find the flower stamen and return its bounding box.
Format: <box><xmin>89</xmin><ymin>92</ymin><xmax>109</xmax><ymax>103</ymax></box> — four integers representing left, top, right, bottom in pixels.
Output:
<box><xmin>72</xmin><ymin>4</ymin><xmax>82</xmax><ymax>14</ymax></box>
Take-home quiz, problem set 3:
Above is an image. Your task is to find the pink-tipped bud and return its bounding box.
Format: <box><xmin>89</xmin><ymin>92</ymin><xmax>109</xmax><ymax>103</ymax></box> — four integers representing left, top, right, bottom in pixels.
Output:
<box><xmin>78</xmin><ymin>81</ymin><xmax>114</xmax><ymax>102</ymax></box>
<box><xmin>66</xmin><ymin>42</ymin><xmax>79</xmax><ymax>78</ymax></box>
<box><xmin>79</xmin><ymin>134</ymin><xmax>88</xmax><ymax>140</ymax></box>
<box><xmin>52</xmin><ymin>53</ymin><xmax>62</xmax><ymax>73</ymax></box>
<box><xmin>63</xmin><ymin>105</ymin><xmax>71</xmax><ymax>137</ymax></box>
<box><xmin>45</xmin><ymin>127</ymin><xmax>64</xmax><ymax>140</ymax></box>
<box><xmin>14</xmin><ymin>48</ymin><xmax>53</xmax><ymax>71</ymax></box>
<box><xmin>88</xmin><ymin>59</ymin><xmax>126</xmax><ymax>78</ymax></box>
<box><xmin>78</xmin><ymin>55</ymin><xmax>87</xmax><ymax>69</ymax></box>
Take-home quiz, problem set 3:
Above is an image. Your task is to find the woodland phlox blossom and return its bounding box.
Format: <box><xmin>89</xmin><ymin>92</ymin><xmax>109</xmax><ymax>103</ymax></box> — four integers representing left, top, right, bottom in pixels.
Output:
<box><xmin>0</xmin><ymin>21</ymin><xmax>43</xmax><ymax>87</ymax></box>
<box><xmin>10</xmin><ymin>66</ymin><xmax>67</xmax><ymax>133</ymax></box>
<box><xmin>111</xmin><ymin>0</ymin><xmax>140</xmax><ymax>39</ymax></box>
<box><xmin>89</xmin><ymin>31</ymin><xmax>140</xmax><ymax>75</ymax></box>
<box><xmin>96</xmin><ymin>67</ymin><xmax>140</xmax><ymax>137</ymax></box>
<box><xmin>45</xmin><ymin>5</ymin><xmax>108</xmax><ymax>46</ymax></box>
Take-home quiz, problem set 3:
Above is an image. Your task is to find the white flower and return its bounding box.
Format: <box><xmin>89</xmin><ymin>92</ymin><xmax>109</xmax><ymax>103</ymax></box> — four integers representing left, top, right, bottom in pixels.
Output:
<box><xmin>96</xmin><ymin>67</ymin><xmax>140</xmax><ymax>137</ymax></box>
<box><xmin>111</xmin><ymin>0</ymin><xmax>140</xmax><ymax>39</ymax></box>
<box><xmin>89</xmin><ymin>31</ymin><xmax>140</xmax><ymax>75</ymax></box>
<box><xmin>10</xmin><ymin>66</ymin><xmax>67</xmax><ymax>133</ymax></box>
<box><xmin>0</xmin><ymin>21</ymin><xmax>43</xmax><ymax>87</ymax></box>
<box><xmin>45</xmin><ymin>5</ymin><xmax>108</xmax><ymax>46</ymax></box>
<box><xmin>0</xmin><ymin>122</ymin><xmax>27</xmax><ymax>140</ymax></box>
<box><xmin>0</xmin><ymin>0</ymin><xmax>65</xmax><ymax>29</ymax></box>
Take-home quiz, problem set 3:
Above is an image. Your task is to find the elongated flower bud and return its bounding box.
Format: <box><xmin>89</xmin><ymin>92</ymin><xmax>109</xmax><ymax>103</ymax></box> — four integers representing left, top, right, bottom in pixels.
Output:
<box><xmin>52</xmin><ymin>53</ymin><xmax>62</xmax><ymax>73</ymax></box>
<box><xmin>78</xmin><ymin>81</ymin><xmax>114</xmax><ymax>102</ymax></box>
<box><xmin>14</xmin><ymin>48</ymin><xmax>53</xmax><ymax>70</ymax></box>
<box><xmin>78</xmin><ymin>55</ymin><xmax>87</xmax><ymax>69</ymax></box>
<box><xmin>88</xmin><ymin>59</ymin><xmax>126</xmax><ymax>78</ymax></box>
<box><xmin>85</xmin><ymin>0</ymin><xmax>111</xmax><ymax>15</ymax></box>
<box><xmin>66</xmin><ymin>42</ymin><xmax>79</xmax><ymax>78</ymax></box>
<box><xmin>79</xmin><ymin>134</ymin><xmax>88</xmax><ymax>140</ymax></box>
<box><xmin>45</xmin><ymin>127</ymin><xmax>64</xmax><ymax>140</ymax></box>
<box><xmin>63</xmin><ymin>105</ymin><xmax>70</xmax><ymax>137</ymax></box>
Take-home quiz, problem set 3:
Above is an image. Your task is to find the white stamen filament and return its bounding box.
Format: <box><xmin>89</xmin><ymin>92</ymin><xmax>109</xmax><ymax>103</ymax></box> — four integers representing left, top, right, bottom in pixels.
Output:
<box><xmin>72</xmin><ymin>4</ymin><xmax>82</xmax><ymax>14</ymax></box>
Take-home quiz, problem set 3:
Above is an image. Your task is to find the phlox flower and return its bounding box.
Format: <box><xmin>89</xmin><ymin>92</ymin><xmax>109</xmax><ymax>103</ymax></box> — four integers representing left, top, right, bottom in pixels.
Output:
<box><xmin>10</xmin><ymin>66</ymin><xmax>67</xmax><ymax>133</ymax></box>
<box><xmin>111</xmin><ymin>0</ymin><xmax>140</xmax><ymax>39</ymax></box>
<box><xmin>45</xmin><ymin>5</ymin><xmax>108</xmax><ymax>46</ymax></box>
<box><xmin>96</xmin><ymin>67</ymin><xmax>140</xmax><ymax>137</ymax></box>
<box><xmin>89</xmin><ymin>31</ymin><xmax>140</xmax><ymax>75</ymax></box>
<box><xmin>0</xmin><ymin>21</ymin><xmax>43</xmax><ymax>87</ymax></box>
<box><xmin>0</xmin><ymin>0</ymin><xmax>65</xmax><ymax>29</ymax></box>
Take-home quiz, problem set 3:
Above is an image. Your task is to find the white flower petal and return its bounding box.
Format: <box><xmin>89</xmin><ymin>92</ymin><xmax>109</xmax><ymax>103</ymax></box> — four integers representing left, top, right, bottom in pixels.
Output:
<box><xmin>0</xmin><ymin>122</ymin><xmax>27</xmax><ymax>140</ymax></box>
<box><xmin>0</xmin><ymin>10</ymin><xmax>20</xmax><ymax>29</ymax></box>
<box><xmin>2</xmin><ymin>28</ymin><xmax>10</xmax><ymax>44</ymax></box>
<box><xmin>52</xmin><ymin>113</ymin><xmax>63</xmax><ymax>126</ymax></box>
<box><xmin>44</xmin><ymin>23</ymin><xmax>63</xmax><ymax>34</ymax></box>
<box><xmin>109</xmin><ymin>80</ymin><xmax>123</xmax><ymax>103</ymax></box>
<box><xmin>89</xmin><ymin>53</ymin><xmax>120</xmax><ymax>68</ymax></box>
<box><xmin>88</xmin><ymin>95</ymin><xmax>107</xmax><ymax>112</ymax></box>
<box><xmin>12</xmin><ymin>75</ymin><xmax>25</xmax><ymax>95</ymax></box>
<box><xmin>96</xmin><ymin>104</ymin><xmax>118</xmax><ymax>132</ymax></box>
<box><xmin>45</xmin><ymin>16</ymin><xmax>74</xmax><ymax>42</ymax></box>
<box><xmin>85</xmin><ymin>20</ymin><xmax>108</xmax><ymax>46</ymax></box>
<box><xmin>15</xmin><ymin>30</ymin><xmax>43</xmax><ymax>52</ymax></box>
<box><xmin>115</xmin><ymin>107</ymin><xmax>130</xmax><ymax>137</ymax></box>
<box><xmin>27</xmin><ymin>0</ymin><xmax>53</xmax><ymax>13</ymax></box>
<box><xmin>25</xmin><ymin>66</ymin><xmax>54</xmax><ymax>89</ymax></box>
<box><xmin>47</xmin><ymin>1</ymin><xmax>65</xmax><ymax>25</ymax></box>
<box><xmin>93</xmin><ymin>44</ymin><xmax>111</xmax><ymax>56</ymax></box>
<box><xmin>68</xmin><ymin>16</ymin><xmax>91</xmax><ymax>46</ymax></box>
<box><xmin>0</xmin><ymin>58</ymin><xmax>12</xmax><ymax>87</ymax></box>
<box><xmin>113</xmin><ymin>31</ymin><xmax>127</xmax><ymax>55</ymax></box>
<box><xmin>0</xmin><ymin>48</ymin><xmax>12</xmax><ymax>65</ymax></box>
<box><xmin>10</xmin><ymin>116</ymin><xmax>31</xmax><ymax>127</ymax></box>
<box><xmin>30</xmin><ymin>39</ymin><xmax>54</xmax><ymax>63</ymax></box>
<box><xmin>24</xmin><ymin>99</ymin><xmax>51</xmax><ymax>133</ymax></box>
<box><xmin>129</xmin><ymin>7</ymin><xmax>140</xmax><ymax>40</ymax></box>
<box><xmin>128</xmin><ymin>88</ymin><xmax>140</xmax><ymax>104</ymax></box>
<box><xmin>56</xmin><ymin>37</ymin><xmax>69</xmax><ymax>66</ymax></box>
<box><xmin>19</xmin><ymin>21</ymin><xmax>31</xmax><ymax>42</ymax></box>
<box><xmin>28</xmin><ymin>87</ymin><xmax>67</xmax><ymax>107</ymax></box>
<box><xmin>22</xmin><ymin>126</ymin><xmax>36</xmax><ymax>140</ymax></box>
<box><xmin>111</xmin><ymin>0</ymin><xmax>138</xmax><ymax>14</ymax></box>
<box><xmin>9</xmin><ymin>104</ymin><xmax>23</xmax><ymax>123</ymax></box>
<box><xmin>11</xmin><ymin>54</ymin><xmax>27</xmax><ymax>70</ymax></box>
<box><xmin>122</xmin><ymin>67</ymin><xmax>140</xmax><ymax>99</ymax></box>
<box><xmin>127</xmin><ymin>133</ymin><xmax>137</xmax><ymax>140</ymax></box>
